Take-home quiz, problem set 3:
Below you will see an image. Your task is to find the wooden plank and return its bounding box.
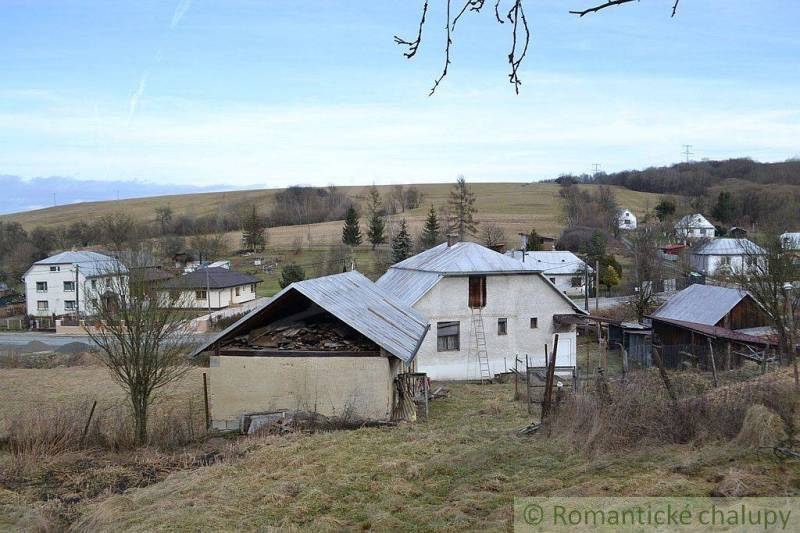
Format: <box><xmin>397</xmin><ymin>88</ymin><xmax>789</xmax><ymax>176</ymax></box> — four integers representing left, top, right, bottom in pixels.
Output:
<box><xmin>219</xmin><ymin>348</ymin><xmax>382</xmax><ymax>357</ymax></box>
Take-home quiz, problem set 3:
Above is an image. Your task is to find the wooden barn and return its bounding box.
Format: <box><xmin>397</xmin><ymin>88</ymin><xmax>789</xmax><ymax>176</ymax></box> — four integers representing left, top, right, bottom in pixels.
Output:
<box><xmin>648</xmin><ymin>284</ymin><xmax>773</xmax><ymax>369</ymax></box>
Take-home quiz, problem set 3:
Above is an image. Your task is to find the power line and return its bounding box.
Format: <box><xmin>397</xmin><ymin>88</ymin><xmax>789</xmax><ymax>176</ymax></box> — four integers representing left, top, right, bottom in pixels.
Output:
<box><xmin>682</xmin><ymin>144</ymin><xmax>694</xmax><ymax>163</ymax></box>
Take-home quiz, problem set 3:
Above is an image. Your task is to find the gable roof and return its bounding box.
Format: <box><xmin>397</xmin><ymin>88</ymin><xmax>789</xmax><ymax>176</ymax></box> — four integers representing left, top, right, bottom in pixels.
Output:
<box><xmin>676</xmin><ymin>213</ymin><xmax>715</xmax><ymax>230</ymax></box>
<box><xmin>31</xmin><ymin>251</ymin><xmax>126</xmax><ymax>278</ymax></box>
<box><xmin>390</xmin><ymin>242</ymin><xmax>529</xmax><ymax>274</ymax></box>
<box><xmin>378</xmin><ymin>242</ymin><xmax>587</xmax><ymax>314</ymax></box>
<box><xmin>650</xmin><ymin>284</ymin><xmax>752</xmax><ymax>326</ymax></box>
<box><xmin>160</xmin><ymin>267</ymin><xmax>259</xmax><ymax>290</ymax></box>
<box><xmin>505</xmin><ymin>250</ymin><xmax>593</xmax><ymax>275</ymax></box>
<box><xmin>192</xmin><ymin>271</ymin><xmax>429</xmax><ymax>364</ymax></box>
<box><xmin>690</xmin><ymin>238</ymin><xmax>764</xmax><ymax>256</ymax></box>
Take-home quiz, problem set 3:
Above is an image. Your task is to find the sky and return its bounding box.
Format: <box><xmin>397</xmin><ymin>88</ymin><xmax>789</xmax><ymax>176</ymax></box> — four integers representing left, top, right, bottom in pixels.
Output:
<box><xmin>1</xmin><ymin>0</ymin><xmax>799</xmax><ymax>208</ymax></box>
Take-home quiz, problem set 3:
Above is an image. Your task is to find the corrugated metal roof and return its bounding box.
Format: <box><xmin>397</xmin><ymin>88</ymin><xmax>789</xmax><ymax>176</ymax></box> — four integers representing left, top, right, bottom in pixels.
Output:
<box><xmin>691</xmin><ymin>238</ymin><xmax>764</xmax><ymax>256</ymax></box>
<box><xmin>504</xmin><ymin>250</ymin><xmax>593</xmax><ymax>275</ymax></box>
<box><xmin>391</xmin><ymin>242</ymin><xmax>529</xmax><ymax>274</ymax></box>
<box><xmin>676</xmin><ymin>213</ymin><xmax>715</xmax><ymax>229</ymax></box>
<box><xmin>650</xmin><ymin>284</ymin><xmax>749</xmax><ymax>326</ymax></box>
<box><xmin>375</xmin><ymin>268</ymin><xmax>443</xmax><ymax>306</ymax></box>
<box><xmin>33</xmin><ymin>251</ymin><xmax>126</xmax><ymax>277</ymax></box>
<box><xmin>650</xmin><ymin>316</ymin><xmax>776</xmax><ymax>346</ymax></box>
<box><xmin>193</xmin><ymin>271</ymin><xmax>429</xmax><ymax>364</ymax></box>
<box><xmin>161</xmin><ymin>267</ymin><xmax>259</xmax><ymax>290</ymax></box>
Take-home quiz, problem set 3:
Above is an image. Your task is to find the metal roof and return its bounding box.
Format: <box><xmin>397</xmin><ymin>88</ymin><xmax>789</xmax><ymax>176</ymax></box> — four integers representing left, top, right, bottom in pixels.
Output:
<box><xmin>505</xmin><ymin>250</ymin><xmax>593</xmax><ymax>275</ymax></box>
<box><xmin>193</xmin><ymin>271</ymin><xmax>429</xmax><ymax>364</ymax></box>
<box><xmin>160</xmin><ymin>267</ymin><xmax>260</xmax><ymax>290</ymax></box>
<box><xmin>32</xmin><ymin>251</ymin><xmax>126</xmax><ymax>278</ymax></box>
<box><xmin>390</xmin><ymin>242</ymin><xmax>530</xmax><ymax>274</ymax></box>
<box><xmin>375</xmin><ymin>268</ymin><xmax>443</xmax><ymax>306</ymax></box>
<box><xmin>690</xmin><ymin>238</ymin><xmax>764</xmax><ymax>256</ymax></box>
<box><xmin>676</xmin><ymin>213</ymin><xmax>715</xmax><ymax>229</ymax></box>
<box><xmin>650</xmin><ymin>284</ymin><xmax>750</xmax><ymax>326</ymax></box>
<box><xmin>781</xmin><ymin>233</ymin><xmax>800</xmax><ymax>250</ymax></box>
<box><xmin>649</xmin><ymin>316</ymin><xmax>776</xmax><ymax>347</ymax></box>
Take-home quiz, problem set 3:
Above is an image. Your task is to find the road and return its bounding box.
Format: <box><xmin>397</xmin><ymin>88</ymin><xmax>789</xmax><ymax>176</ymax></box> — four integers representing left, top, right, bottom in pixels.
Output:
<box><xmin>0</xmin><ymin>331</ymin><xmax>216</xmax><ymax>350</ymax></box>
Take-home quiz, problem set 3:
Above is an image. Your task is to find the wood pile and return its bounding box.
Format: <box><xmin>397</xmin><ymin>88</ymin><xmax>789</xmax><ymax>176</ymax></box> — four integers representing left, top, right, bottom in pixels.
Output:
<box><xmin>225</xmin><ymin>318</ymin><xmax>376</xmax><ymax>352</ymax></box>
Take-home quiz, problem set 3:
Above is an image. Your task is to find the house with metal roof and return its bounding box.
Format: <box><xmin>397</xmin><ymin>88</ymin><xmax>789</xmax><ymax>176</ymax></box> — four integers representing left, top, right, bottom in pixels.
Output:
<box><xmin>158</xmin><ymin>267</ymin><xmax>260</xmax><ymax>310</ymax></box>
<box><xmin>648</xmin><ymin>284</ymin><xmax>771</xmax><ymax>368</ymax></box>
<box><xmin>192</xmin><ymin>271</ymin><xmax>430</xmax><ymax>429</ymax></box>
<box><xmin>377</xmin><ymin>241</ymin><xmax>587</xmax><ymax>381</ymax></box>
<box><xmin>688</xmin><ymin>238</ymin><xmax>764</xmax><ymax>276</ymax></box>
<box><xmin>505</xmin><ymin>250</ymin><xmax>593</xmax><ymax>296</ymax></box>
<box><xmin>22</xmin><ymin>251</ymin><xmax>127</xmax><ymax>318</ymax></box>
<box><xmin>675</xmin><ymin>213</ymin><xmax>716</xmax><ymax>240</ymax></box>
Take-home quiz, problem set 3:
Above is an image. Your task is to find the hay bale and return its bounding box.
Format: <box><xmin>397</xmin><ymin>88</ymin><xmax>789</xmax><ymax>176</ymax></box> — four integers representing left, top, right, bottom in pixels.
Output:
<box><xmin>735</xmin><ymin>404</ymin><xmax>786</xmax><ymax>448</ymax></box>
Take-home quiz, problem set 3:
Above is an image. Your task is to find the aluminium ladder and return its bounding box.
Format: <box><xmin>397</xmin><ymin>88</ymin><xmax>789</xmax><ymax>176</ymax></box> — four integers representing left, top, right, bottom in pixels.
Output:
<box><xmin>471</xmin><ymin>309</ymin><xmax>492</xmax><ymax>382</ymax></box>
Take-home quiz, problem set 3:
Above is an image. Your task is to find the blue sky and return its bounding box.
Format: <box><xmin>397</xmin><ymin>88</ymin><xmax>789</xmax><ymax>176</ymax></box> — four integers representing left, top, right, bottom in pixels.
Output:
<box><xmin>1</xmin><ymin>0</ymin><xmax>798</xmax><ymax>200</ymax></box>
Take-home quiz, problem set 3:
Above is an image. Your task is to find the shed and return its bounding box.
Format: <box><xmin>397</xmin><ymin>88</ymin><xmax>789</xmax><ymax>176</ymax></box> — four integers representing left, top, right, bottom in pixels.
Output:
<box><xmin>193</xmin><ymin>271</ymin><xmax>429</xmax><ymax>429</ymax></box>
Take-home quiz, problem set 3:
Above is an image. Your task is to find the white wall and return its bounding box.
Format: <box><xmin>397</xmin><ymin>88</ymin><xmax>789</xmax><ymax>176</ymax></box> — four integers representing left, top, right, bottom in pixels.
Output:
<box><xmin>411</xmin><ymin>273</ymin><xmax>578</xmax><ymax>381</ymax></box>
<box><xmin>544</xmin><ymin>274</ymin><xmax>585</xmax><ymax>297</ymax></box>
<box><xmin>160</xmin><ymin>283</ymin><xmax>257</xmax><ymax>310</ymax></box>
<box><xmin>678</xmin><ymin>227</ymin><xmax>716</xmax><ymax>239</ymax></box>
<box><xmin>24</xmin><ymin>264</ymin><xmax>120</xmax><ymax>317</ymax></box>
<box><xmin>690</xmin><ymin>254</ymin><xmax>746</xmax><ymax>275</ymax></box>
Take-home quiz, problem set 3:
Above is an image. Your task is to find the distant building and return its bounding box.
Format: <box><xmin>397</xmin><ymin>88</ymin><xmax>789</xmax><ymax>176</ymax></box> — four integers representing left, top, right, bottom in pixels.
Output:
<box><xmin>618</xmin><ymin>209</ymin><xmax>637</xmax><ymax>230</ymax></box>
<box><xmin>728</xmin><ymin>227</ymin><xmax>748</xmax><ymax>239</ymax></box>
<box><xmin>377</xmin><ymin>241</ymin><xmax>587</xmax><ymax>381</ymax></box>
<box><xmin>688</xmin><ymin>238</ymin><xmax>764</xmax><ymax>276</ymax></box>
<box><xmin>158</xmin><ymin>267</ymin><xmax>260</xmax><ymax>310</ymax></box>
<box><xmin>22</xmin><ymin>251</ymin><xmax>126</xmax><ymax>318</ymax></box>
<box><xmin>675</xmin><ymin>214</ymin><xmax>716</xmax><ymax>240</ymax></box>
<box><xmin>780</xmin><ymin>232</ymin><xmax>800</xmax><ymax>250</ymax></box>
<box><xmin>505</xmin><ymin>250</ymin><xmax>592</xmax><ymax>296</ymax></box>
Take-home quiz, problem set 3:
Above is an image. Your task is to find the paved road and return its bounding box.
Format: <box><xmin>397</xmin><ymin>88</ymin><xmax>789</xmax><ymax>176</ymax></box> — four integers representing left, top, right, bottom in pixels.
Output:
<box><xmin>0</xmin><ymin>331</ymin><xmax>216</xmax><ymax>349</ymax></box>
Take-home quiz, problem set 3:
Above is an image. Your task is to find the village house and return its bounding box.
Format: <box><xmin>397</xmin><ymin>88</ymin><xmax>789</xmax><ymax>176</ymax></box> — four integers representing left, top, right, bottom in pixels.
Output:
<box><xmin>159</xmin><ymin>267</ymin><xmax>260</xmax><ymax>310</ymax></box>
<box><xmin>648</xmin><ymin>284</ymin><xmax>772</xmax><ymax>368</ymax></box>
<box><xmin>22</xmin><ymin>251</ymin><xmax>126</xmax><ymax>318</ymax></box>
<box><xmin>192</xmin><ymin>271</ymin><xmax>429</xmax><ymax>430</ymax></box>
<box><xmin>675</xmin><ymin>213</ymin><xmax>716</xmax><ymax>240</ymax></box>
<box><xmin>688</xmin><ymin>238</ymin><xmax>764</xmax><ymax>276</ymax></box>
<box><xmin>780</xmin><ymin>232</ymin><xmax>800</xmax><ymax>250</ymax></box>
<box><xmin>505</xmin><ymin>250</ymin><xmax>592</xmax><ymax>296</ymax></box>
<box><xmin>618</xmin><ymin>208</ymin><xmax>638</xmax><ymax>230</ymax></box>
<box><xmin>376</xmin><ymin>240</ymin><xmax>587</xmax><ymax>381</ymax></box>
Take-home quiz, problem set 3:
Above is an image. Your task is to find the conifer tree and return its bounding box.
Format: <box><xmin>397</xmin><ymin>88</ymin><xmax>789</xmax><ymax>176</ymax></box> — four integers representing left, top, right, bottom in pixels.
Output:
<box><xmin>342</xmin><ymin>206</ymin><xmax>362</xmax><ymax>246</ymax></box>
<box><xmin>241</xmin><ymin>205</ymin><xmax>267</xmax><ymax>252</ymax></box>
<box><xmin>447</xmin><ymin>175</ymin><xmax>478</xmax><ymax>240</ymax></box>
<box><xmin>420</xmin><ymin>205</ymin><xmax>440</xmax><ymax>249</ymax></box>
<box><xmin>366</xmin><ymin>186</ymin><xmax>386</xmax><ymax>249</ymax></box>
<box><xmin>392</xmin><ymin>219</ymin><xmax>412</xmax><ymax>263</ymax></box>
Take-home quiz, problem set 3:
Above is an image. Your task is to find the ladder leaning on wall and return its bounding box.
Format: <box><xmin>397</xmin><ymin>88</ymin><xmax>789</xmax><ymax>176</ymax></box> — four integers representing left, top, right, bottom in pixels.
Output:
<box><xmin>470</xmin><ymin>309</ymin><xmax>492</xmax><ymax>383</ymax></box>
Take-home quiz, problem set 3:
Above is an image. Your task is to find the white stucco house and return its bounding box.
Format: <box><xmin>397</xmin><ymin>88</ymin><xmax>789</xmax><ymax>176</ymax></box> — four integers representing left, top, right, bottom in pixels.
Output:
<box><xmin>618</xmin><ymin>209</ymin><xmax>638</xmax><ymax>230</ymax></box>
<box><xmin>688</xmin><ymin>238</ymin><xmax>765</xmax><ymax>276</ymax></box>
<box><xmin>675</xmin><ymin>214</ymin><xmax>716</xmax><ymax>240</ymax></box>
<box><xmin>376</xmin><ymin>241</ymin><xmax>587</xmax><ymax>381</ymax></box>
<box><xmin>22</xmin><ymin>251</ymin><xmax>126</xmax><ymax>318</ymax></box>
<box><xmin>505</xmin><ymin>250</ymin><xmax>592</xmax><ymax>297</ymax></box>
<box><xmin>159</xmin><ymin>267</ymin><xmax>260</xmax><ymax>310</ymax></box>
<box><xmin>780</xmin><ymin>232</ymin><xmax>800</xmax><ymax>250</ymax></box>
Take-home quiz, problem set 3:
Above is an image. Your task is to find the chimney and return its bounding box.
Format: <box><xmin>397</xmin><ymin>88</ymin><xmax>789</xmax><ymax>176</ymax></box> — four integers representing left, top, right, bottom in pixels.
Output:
<box><xmin>447</xmin><ymin>234</ymin><xmax>459</xmax><ymax>247</ymax></box>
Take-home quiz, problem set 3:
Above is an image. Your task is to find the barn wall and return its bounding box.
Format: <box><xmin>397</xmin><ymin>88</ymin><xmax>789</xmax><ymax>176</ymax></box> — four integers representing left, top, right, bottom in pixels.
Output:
<box><xmin>722</xmin><ymin>298</ymin><xmax>766</xmax><ymax>330</ymax></box>
<box><xmin>412</xmin><ymin>274</ymin><xmax>578</xmax><ymax>381</ymax></box>
<box><xmin>208</xmin><ymin>354</ymin><xmax>395</xmax><ymax>429</ymax></box>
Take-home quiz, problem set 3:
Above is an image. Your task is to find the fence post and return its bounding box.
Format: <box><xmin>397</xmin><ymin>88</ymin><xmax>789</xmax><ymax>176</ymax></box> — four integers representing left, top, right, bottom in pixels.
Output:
<box><xmin>203</xmin><ymin>372</ymin><xmax>211</xmax><ymax>430</ymax></box>
<box><xmin>80</xmin><ymin>400</ymin><xmax>98</xmax><ymax>447</ymax></box>
<box><xmin>707</xmin><ymin>338</ymin><xmax>718</xmax><ymax>388</ymax></box>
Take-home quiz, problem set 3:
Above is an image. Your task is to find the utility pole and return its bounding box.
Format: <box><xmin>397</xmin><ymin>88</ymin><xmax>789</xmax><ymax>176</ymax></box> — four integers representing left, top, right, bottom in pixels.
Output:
<box><xmin>75</xmin><ymin>264</ymin><xmax>80</xmax><ymax>321</ymax></box>
<box><xmin>682</xmin><ymin>144</ymin><xmax>693</xmax><ymax>163</ymax></box>
<box><xmin>584</xmin><ymin>262</ymin><xmax>589</xmax><ymax>311</ymax></box>
<box><xmin>205</xmin><ymin>265</ymin><xmax>212</xmax><ymax>316</ymax></box>
<box><xmin>591</xmin><ymin>163</ymin><xmax>601</xmax><ymax>176</ymax></box>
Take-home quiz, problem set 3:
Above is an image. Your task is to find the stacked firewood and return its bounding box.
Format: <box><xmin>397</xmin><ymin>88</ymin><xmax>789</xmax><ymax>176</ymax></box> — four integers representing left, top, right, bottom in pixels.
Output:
<box><xmin>226</xmin><ymin>319</ymin><xmax>376</xmax><ymax>351</ymax></box>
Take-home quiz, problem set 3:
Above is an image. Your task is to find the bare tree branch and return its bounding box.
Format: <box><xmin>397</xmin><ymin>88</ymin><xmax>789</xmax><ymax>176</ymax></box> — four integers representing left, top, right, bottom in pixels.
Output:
<box><xmin>569</xmin><ymin>0</ymin><xmax>637</xmax><ymax>17</ymax></box>
<box><xmin>394</xmin><ymin>0</ymin><xmax>429</xmax><ymax>58</ymax></box>
<box><xmin>453</xmin><ymin>0</ymin><xmax>486</xmax><ymax>29</ymax></box>
<box><xmin>671</xmin><ymin>0</ymin><xmax>680</xmax><ymax>17</ymax></box>
<box><xmin>429</xmin><ymin>0</ymin><xmax>453</xmax><ymax>96</ymax></box>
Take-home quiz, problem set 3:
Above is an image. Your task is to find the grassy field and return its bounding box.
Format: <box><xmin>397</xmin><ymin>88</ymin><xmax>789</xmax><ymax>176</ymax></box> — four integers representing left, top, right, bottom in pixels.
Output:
<box><xmin>1</xmin><ymin>182</ymin><xmax>662</xmax><ymax>238</ymax></box>
<box><xmin>1</xmin><ymin>362</ymin><xmax>798</xmax><ymax>531</ymax></box>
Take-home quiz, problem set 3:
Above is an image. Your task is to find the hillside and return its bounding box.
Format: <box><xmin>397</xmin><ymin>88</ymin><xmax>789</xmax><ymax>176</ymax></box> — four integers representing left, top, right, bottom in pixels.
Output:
<box><xmin>0</xmin><ymin>182</ymin><xmax>662</xmax><ymax>239</ymax></box>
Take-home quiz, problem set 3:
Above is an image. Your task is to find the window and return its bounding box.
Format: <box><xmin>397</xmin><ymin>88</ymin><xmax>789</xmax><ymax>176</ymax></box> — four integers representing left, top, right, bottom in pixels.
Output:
<box><xmin>700</xmin><ymin>229</ymin><xmax>707</xmax><ymax>236</ymax></box>
<box><xmin>49</xmin><ymin>266</ymin><xmax>60</xmax><ymax>272</ymax></box>
<box><xmin>468</xmin><ymin>276</ymin><xmax>486</xmax><ymax>308</ymax></box>
<box><xmin>37</xmin><ymin>300</ymin><xmax>48</xmax><ymax>311</ymax></box>
<box><xmin>235</xmin><ymin>287</ymin><xmax>241</xmax><ymax>296</ymax></box>
<box><xmin>251</xmin><ymin>283</ymin><xmax>256</xmax><ymax>293</ymax></box>
<box><xmin>63</xmin><ymin>281</ymin><xmax>75</xmax><ymax>292</ymax></box>
<box><xmin>497</xmin><ymin>318</ymin><xmax>507</xmax><ymax>335</ymax></box>
<box><xmin>437</xmin><ymin>321</ymin><xmax>460</xmax><ymax>352</ymax></box>
<box><xmin>36</xmin><ymin>281</ymin><xmax>47</xmax><ymax>293</ymax></box>
<box><xmin>91</xmin><ymin>280</ymin><xmax>97</xmax><ymax>289</ymax></box>
<box><xmin>64</xmin><ymin>300</ymin><xmax>76</xmax><ymax>310</ymax></box>
<box><xmin>530</xmin><ymin>317</ymin><xmax>538</xmax><ymax>329</ymax></box>
<box><xmin>196</xmin><ymin>290</ymin><xmax>208</xmax><ymax>300</ymax></box>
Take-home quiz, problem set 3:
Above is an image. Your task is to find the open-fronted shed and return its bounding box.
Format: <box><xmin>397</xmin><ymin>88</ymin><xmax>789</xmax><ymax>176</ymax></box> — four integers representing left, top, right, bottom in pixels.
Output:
<box><xmin>194</xmin><ymin>271</ymin><xmax>430</xmax><ymax>429</ymax></box>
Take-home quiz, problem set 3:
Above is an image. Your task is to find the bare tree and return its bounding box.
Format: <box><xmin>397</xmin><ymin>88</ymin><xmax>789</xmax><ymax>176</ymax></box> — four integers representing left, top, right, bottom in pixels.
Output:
<box><xmin>481</xmin><ymin>223</ymin><xmax>506</xmax><ymax>248</ymax></box>
<box><xmin>626</xmin><ymin>227</ymin><xmax>664</xmax><ymax>321</ymax></box>
<box><xmin>396</xmin><ymin>0</ymin><xmax>680</xmax><ymax>94</ymax></box>
<box><xmin>732</xmin><ymin>235</ymin><xmax>799</xmax><ymax>390</ymax></box>
<box><xmin>84</xmin><ymin>259</ymin><xmax>194</xmax><ymax>445</ymax></box>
